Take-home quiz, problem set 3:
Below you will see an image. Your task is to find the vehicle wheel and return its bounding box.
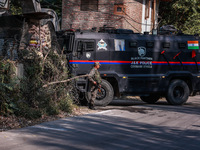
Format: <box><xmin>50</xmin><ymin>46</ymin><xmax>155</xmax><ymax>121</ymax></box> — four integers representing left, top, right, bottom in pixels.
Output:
<box><xmin>166</xmin><ymin>80</ymin><xmax>189</xmax><ymax>105</ymax></box>
<box><xmin>140</xmin><ymin>94</ymin><xmax>160</xmax><ymax>104</ymax></box>
<box><xmin>86</xmin><ymin>79</ymin><xmax>114</xmax><ymax>106</ymax></box>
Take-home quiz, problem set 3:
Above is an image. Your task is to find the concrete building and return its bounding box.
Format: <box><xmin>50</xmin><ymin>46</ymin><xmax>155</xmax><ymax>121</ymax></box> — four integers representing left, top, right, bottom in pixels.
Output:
<box><xmin>62</xmin><ymin>0</ymin><xmax>162</xmax><ymax>33</ymax></box>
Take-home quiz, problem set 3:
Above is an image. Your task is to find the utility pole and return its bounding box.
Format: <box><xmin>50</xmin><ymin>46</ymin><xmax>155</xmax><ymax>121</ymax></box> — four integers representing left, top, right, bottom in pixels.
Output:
<box><xmin>152</xmin><ymin>0</ymin><xmax>156</xmax><ymax>29</ymax></box>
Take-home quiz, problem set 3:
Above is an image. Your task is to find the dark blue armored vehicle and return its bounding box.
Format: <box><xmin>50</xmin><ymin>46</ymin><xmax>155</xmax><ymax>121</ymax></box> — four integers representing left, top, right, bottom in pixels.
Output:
<box><xmin>57</xmin><ymin>28</ymin><xmax>200</xmax><ymax>106</ymax></box>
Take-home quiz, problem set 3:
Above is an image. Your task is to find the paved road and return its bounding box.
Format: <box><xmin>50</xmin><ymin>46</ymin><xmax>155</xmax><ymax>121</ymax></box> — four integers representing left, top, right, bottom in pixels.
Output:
<box><xmin>0</xmin><ymin>96</ymin><xmax>200</xmax><ymax>150</ymax></box>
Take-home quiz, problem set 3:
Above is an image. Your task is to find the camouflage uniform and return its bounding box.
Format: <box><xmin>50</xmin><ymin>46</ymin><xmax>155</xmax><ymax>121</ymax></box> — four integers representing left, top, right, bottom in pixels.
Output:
<box><xmin>88</xmin><ymin>67</ymin><xmax>102</xmax><ymax>107</ymax></box>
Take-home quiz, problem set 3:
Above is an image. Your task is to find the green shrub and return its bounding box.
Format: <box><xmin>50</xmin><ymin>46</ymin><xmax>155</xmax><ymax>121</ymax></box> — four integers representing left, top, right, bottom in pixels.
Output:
<box><xmin>16</xmin><ymin>102</ymin><xmax>42</xmax><ymax>119</ymax></box>
<box><xmin>59</xmin><ymin>94</ymin><xmax>73</xmax><ymax>113</ymax></box>
<box><xmin>46</xmin><ymin>100</ymin><xmax>59</xmax><ymax>116</ymax></box>
<box><xmin>0</xmin><ymin>60</ymin><xmax>19</xmax><ymax>116</ymax></box>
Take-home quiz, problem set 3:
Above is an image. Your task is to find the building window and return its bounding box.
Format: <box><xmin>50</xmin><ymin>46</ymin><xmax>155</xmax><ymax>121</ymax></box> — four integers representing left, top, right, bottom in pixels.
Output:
<box><xmin>178</xmin><ymin>42</ymin><xmax>186</xmax><ymax>49</ymax></box>
<box><xmin>146</xmin><ymin>41</ymin><xmax>154</xmax><ymax>48</ymax></box>
<box><xmin>114</xmin><ymin>4</ymin><xmax>125</xmax><ymax>15</ymax></box>
<box><xmin>129</xmin><ymin>41</ymin><xmax>137</xmax><ymax>48</ymax></box>
<box><xmin>77</xmin><ymin>40</ymin><xmax>95</xmax><ymax>52</ymax></box>
<box><xmin>81</xmin><ymin>0</ymin><xmax>98</xmax><ymax>11</ymax></box>
<box><xmin>163</xmin><ymin>42</ymin><xmax>170</xmax><ymax>48</ymax></box>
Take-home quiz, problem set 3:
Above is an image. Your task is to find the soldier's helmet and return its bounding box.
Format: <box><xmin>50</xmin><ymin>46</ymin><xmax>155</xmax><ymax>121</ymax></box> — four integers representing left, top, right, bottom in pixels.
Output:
<box><xmin>94</xmin><ymin>62</ymin><xmax>101</xmax><ymax>66</ymax></box>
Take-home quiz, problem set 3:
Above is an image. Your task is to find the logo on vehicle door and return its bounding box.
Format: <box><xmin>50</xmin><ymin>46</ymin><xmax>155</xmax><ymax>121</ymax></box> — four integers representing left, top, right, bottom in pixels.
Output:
<box><xmin>138</xmin><ymin>47</ymin><xmax>146</xmax><ymax>57</ymax></box>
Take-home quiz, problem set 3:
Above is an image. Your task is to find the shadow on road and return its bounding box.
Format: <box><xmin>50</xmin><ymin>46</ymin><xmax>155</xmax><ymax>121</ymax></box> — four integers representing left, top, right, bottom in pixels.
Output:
<box><xmin>1</xmin><ymin>97</ymin><xmax>200</xmax><ymax>150</ymax></box>
<box><xmin>13</xmin><ymin>113</ymin><xmax>200</xmax><ymax>150</ymax></box>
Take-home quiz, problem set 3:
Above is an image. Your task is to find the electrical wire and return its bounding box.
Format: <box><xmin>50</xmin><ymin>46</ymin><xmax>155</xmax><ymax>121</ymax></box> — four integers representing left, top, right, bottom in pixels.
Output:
<box><xmin>42</xmin><ymin>0</ymin><xmax>161</xmax><ymax>31</ymax></box>
<box><xmin>68</xmin><ymin>0</ymin><xmax>160</xmax><ymax>26</ymax></box>
<box><xmin>41</xmin><ymin>0</ymin><xmax>62</xmax><ymax>9</ymax></box>
<box><xmin>124</xmin><ymin>17</ymin><xmax>140</xmax><ymax>32</ymax></box>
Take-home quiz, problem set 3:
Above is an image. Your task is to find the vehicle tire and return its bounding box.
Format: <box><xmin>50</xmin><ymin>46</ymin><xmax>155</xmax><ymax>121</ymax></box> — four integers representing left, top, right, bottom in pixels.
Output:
<box><xmin>166</xmin><ymin>80</ymin><xmax>189</xmax><ymax>105</ymax></box>
<box><xmin>86</xmin><ymin>79</ymin><xmax>114</xmax><ymax>106</ymax></box>
<box><xmin>140</xmin><ymin>94</ymin><xmax>160</xmax><ymax>104</ymax></box>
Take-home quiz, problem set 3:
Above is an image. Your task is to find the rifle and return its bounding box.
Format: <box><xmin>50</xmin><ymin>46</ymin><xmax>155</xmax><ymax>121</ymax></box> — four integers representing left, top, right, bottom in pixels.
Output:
<box><xmin>92</xmin><ymin>83</ymin><xmax>101</xmax><ymax>93</ymax></box>
<box><xmin>97</xmin><ymin>83</ymin><xmax>102</xmax><ymax>93</ymax></box>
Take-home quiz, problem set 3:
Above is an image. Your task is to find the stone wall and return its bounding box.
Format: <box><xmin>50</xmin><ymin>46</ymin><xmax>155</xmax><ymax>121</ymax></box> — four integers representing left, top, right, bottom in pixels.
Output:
<box><xmin>62</xmin><ymin>0</ymin><xmax>143</xmax><ymax>32</ymax></box>
<box><xmin>19</xmin><ymin>19</ymin><xmax>57</xmax><ymax>55</ymax></box>
<box><xmin>0</xmin><ymin>16</ymin><xmax>24</xmax><ymax>60</ymax></box>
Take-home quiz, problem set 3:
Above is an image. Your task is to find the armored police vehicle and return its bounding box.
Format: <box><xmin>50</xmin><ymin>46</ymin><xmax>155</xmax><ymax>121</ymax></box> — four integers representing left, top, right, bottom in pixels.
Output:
<box><xmin>57</xmin><ymin>27</ymin><xmax>200</xmax><ymax>106</ymax></box>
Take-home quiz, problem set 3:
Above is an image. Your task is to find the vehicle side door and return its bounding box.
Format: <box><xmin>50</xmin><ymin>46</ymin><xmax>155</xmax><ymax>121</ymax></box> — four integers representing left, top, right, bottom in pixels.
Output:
<box><xmin>73</xmin><ymin>39</ymin><xmax>96</xmax><ymax>75</ymax></box>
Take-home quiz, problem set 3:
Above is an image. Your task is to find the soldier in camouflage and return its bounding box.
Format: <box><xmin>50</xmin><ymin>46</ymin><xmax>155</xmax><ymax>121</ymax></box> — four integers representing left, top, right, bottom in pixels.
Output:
<box><xmin>88</xmin><ymin>62</ymin><xmax>102</xmax><ymax>110</ymax></box>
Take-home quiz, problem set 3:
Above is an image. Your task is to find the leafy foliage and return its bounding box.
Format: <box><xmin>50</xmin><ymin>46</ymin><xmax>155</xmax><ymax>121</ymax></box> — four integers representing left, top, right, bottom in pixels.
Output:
<box><xmin>0</xmin><ymin>60</ymin><xmax>19</xmax><ymax>116</ymax></box>
<box><xmin>159</xmin><ymin>0</ymin><xmax>200</xmax><ymax>34</ymax></box>
<box><xmin>16</xmin><ymin>46</ymin><xmax>77</xmax><ymax>119</ymax></box>
<box><xmin>0</xmin><ymin>41</ymin><xmax>77</xmax><ymax>119</ymax></box>
<box><xmin>9</xmin><ymin>0</ymin><xmax>22</xmax><ymax>15</ymax></box>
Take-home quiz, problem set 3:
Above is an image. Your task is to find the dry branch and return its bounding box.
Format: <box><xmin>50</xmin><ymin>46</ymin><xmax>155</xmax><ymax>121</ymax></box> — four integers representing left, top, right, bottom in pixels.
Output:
<box><xmin>43</xmin><ymin>48</ymin><xmax>51</xmax><ymax>64</ymax></box>
<box><xmin>42</xmin><ymin>74</ymin><xmax>89</xmax><ymax>88</ymax></box>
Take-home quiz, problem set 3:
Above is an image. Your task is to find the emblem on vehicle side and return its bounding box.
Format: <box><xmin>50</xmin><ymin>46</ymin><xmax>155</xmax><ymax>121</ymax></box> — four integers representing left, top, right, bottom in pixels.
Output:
<box><xmin>138</xmin><ymin>47</ymin><xmax>146</xmax><ymax>57</ymax></box>
<box><xmin>86</xmin><ymin>52</ymin><xmax>91</xmax><ymax>59</ymax></box>
<box><xmin>97</xmin><ymin>39</ymin><xmax>107</xmax><ymax>50</ymax></box>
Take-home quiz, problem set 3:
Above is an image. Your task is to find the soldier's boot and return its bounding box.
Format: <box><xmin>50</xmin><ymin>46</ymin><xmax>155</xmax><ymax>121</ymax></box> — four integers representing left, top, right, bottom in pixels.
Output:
<box><xmin>88</xmin><ymin>103</ymin><xmax>96</xmax><ymax>110</ymax></box>
<box><xmin>88</xmin><ymin>102</ymin><xmax>92</xmax><ymax>109</ymax></box>
<box><xmin>90</xmin><ymin>105</ymin><xmax>96</xmax><ymax>110</ymax></box>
